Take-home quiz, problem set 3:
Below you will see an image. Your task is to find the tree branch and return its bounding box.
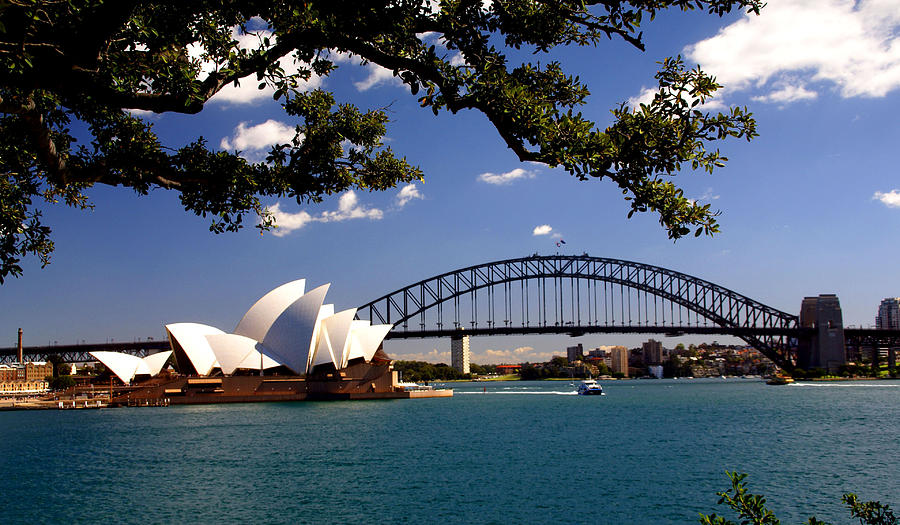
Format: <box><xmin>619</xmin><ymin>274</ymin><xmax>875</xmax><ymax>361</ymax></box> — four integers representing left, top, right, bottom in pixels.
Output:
<box><xmin>19</xmin><ymin>105</ymin><xmax>69</xmax><ymax>185</ymax></box>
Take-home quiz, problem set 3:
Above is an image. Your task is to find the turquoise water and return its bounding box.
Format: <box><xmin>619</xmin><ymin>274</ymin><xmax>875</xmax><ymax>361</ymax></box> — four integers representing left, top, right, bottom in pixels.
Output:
<box><xmin>2</xmin><ymin>379</ymin><xmax>898</xmax><ymax>524</ymax></box>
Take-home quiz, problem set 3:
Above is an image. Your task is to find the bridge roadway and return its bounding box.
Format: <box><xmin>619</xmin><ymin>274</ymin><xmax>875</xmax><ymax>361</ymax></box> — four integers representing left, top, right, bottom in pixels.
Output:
<box><xmin>383</xmin><ymin>325</ymin><xmax>808</xmax><ymax>339</ymax></box>
<box><xmin>2</xmin><ymin>328</ymin><xmax>898</xmax><ymax>366</ymax></box>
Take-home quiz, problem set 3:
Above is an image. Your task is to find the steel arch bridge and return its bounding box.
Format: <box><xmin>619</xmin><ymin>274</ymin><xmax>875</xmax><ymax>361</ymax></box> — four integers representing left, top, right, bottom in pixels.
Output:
<box><xmin>357</xmin><ymin>255</ymin><xmax>802</xmax><ymax>369</ymax></box>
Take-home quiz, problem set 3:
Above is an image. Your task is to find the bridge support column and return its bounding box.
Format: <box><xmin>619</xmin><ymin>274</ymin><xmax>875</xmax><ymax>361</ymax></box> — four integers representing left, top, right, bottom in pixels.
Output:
<box><xmin>872</xmin><ymin>345</ymin><xmax>880</xmax><ymax>376</ymax></box>
<box><xmin>797</xmin><ymin>295</ymin><xmax>846</xmax><ymax>373</ymax></box>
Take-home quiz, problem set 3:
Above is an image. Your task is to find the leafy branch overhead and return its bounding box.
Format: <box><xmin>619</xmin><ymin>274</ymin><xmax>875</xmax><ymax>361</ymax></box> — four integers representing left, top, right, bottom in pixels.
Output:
<box><xmin>0</xmin><ymin>0</ymin><xmax>763</xmax><ymax>282</ymax></box>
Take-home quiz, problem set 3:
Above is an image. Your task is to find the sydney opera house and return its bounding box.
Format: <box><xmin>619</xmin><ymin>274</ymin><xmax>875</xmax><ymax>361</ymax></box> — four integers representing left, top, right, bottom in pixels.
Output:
<box><xmin>90</xmin><ymin>279</ymin><xmax>450</xmax><ymax>403</ymax></box>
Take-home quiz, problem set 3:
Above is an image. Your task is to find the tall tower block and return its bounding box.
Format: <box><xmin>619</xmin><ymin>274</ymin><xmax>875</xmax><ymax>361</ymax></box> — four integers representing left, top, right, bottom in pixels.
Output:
<box><xmin>450</xmin><ymin>330</ymin><xmax>470</xmax><ymax>374</ymax></box>
<box><xmin>798</xmin><ymin>295</ymin><xmax>845</xmax><ymax>372</ymax></box>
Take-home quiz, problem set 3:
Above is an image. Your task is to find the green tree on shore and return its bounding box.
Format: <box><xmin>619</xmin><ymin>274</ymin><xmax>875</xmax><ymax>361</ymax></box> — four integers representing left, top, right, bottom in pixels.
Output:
<box><xmin>1</xmin><ymin>0</ymin><xmax>761</xmax><ymax>282</ymax></box>
<box><xmin>394</xmin><ymin>360</ymin><xmax>465</xmax><ymax>381</ymax></box>
<box><xmin>49</xmin><ymin>375</ymin><xmax>75</xmax><ymax>391</ymax></box>
<box><xmin>700</xmin><ymin>471</ymin><xmax>897</xmax><ymax>525</ymax></box>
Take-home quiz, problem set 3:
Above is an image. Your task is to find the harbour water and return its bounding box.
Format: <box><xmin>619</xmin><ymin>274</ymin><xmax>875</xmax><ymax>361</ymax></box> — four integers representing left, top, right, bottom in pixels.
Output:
<box><xmin>2</xmin><ymin>378</ymin><xmax>898</xmax><ymax>524</ymax></box>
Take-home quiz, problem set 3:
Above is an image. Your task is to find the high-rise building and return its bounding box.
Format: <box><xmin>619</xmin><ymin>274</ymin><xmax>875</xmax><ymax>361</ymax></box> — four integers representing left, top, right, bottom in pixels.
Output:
<box><xmin>450</xmin><ymin>332</ymin><xmax>470</xmax><ymax>374</ymax></box>
<box><xmin>566</xmin><ymin>343</ymin><xmax>584</xmax><ymax>363</ymax></box>
<box><xmin>798</xmin><ymin>294</ymin><xmax>845</xmax><ymax>371</ymax></box>
<box><xmin>587</xmin><ymin>348</ymin><xmax>607</xmax><ymax>358</ymax></box>
<box><xmin>642</xmin><ymin>339</ymin><xmax>664</xmax><ymax>365</ymax></box>
<box><xmin>610</xmin><ymin>346</ymin><xmax>629</xmax><ymax>377</ymax></box>
<box><xmin>876</xmin><ymin>298</ymin><xmax>900</xmax><ymax>329</ymax></box>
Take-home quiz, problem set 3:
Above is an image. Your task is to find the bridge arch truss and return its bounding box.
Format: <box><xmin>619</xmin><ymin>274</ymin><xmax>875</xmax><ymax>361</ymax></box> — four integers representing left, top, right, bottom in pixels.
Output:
<box><xmin>357</xmin><ymin>255</ymin><xmax>800</xmax><ymax>368</ymax></box>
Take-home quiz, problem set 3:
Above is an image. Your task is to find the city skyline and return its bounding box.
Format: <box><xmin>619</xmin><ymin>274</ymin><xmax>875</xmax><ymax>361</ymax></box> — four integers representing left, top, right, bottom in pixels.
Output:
<box><xmin>2</xmin><ymin>1</ymin><xmax>900</xmax><ymax>365</ymax></box>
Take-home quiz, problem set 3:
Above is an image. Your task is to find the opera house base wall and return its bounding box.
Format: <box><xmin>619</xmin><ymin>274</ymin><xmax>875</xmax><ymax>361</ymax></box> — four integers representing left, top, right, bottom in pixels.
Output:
<box><xmin>114</xmin><ymin>362</ymin><xmax>452</xmax><ymax>405</ymax></box>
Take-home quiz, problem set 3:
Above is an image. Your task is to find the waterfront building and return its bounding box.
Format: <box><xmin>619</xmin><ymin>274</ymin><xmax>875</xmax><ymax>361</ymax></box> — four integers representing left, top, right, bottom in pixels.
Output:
<box><xmin>0</xmin><ymin>380</ymin><xmax>49</xmax><ymax>395</ymax></box>
<box><xmin>587</xmin><ymin>348</ymin><xmax>607</xmax><ymax>358</ymax></box>
<box><xmin>25</xmin><ymin>361</ymin><xmax>53</xmax><ymax>381</ymax></box>
<box><xmin>642</xmin><ymin>339</ymin><xmax>664</xmax><ymax>365</ymax></box>
<box><xmin>876</xmin><ymin>298</ymin><xmax>900</xmax><ymax>329</ymax></box>
<box><xmin>37</xmin><ymin>279</ymin><xmax>448</xmax><ymax>404</ymax></box>
<box><xmin>84</xmin><ymin>278</ymin><xmax>395</xmax><ymax>387</ymax></box>
<box><xmin>0</xmin><ymin>362</ymin><xmax>52</xmax><ymax>382</ymax></box>
<box><xmin>588</xmin><ymin>348</ymin><xmax>612</xmax><ymax>368</ymax></box>
<box><xmin>451</xmin><ymin>332</ymin><xmax>470</xmax><ymax>374</ymax></box>
<box><xmin>496</xmin><ymin>364</ymin><xmax>521</xmax><ymax>375</ymax></box>
<box><xmin>164</xmin><ymin>279</ymin><xmax>392</xmax><ymax>378</ymax></box>
<box><xmin>566</xmin><ymin>343</ymin><xmax>584</xmax><ymax>363</ymax></box>
<box><xmin>0</xmin><ymin>364</ymin><xmax>22</xmax><ymax>382</ymax></box>
<box><xmin>0</xmin><ymin>361</ymin><xmax>52</xmax><ymax>395</ymax></box>
<box><xmin>798</xmin><ymin>294</ymin><xmax>846</xmax><ymax>371</ymax></box>
<box><xmin>610</xmin><ymin>346</ymin><xmax>629</xmax><ymax>377</ymax></box>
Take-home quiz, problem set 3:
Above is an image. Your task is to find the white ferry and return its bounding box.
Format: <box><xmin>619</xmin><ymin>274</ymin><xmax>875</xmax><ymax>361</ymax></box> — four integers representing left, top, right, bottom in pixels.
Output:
<box><xmin>577</xmin><ymin>379</ymin><xmax>604</xmax><ymax>396</ymax></box>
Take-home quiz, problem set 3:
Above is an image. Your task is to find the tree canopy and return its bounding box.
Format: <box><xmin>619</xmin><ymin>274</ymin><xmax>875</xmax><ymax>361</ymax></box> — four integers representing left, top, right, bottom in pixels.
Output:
<box><xmin>0</xmin><ymin>0</ymin><xmax>762</xmax><ymax>282</ymax></box>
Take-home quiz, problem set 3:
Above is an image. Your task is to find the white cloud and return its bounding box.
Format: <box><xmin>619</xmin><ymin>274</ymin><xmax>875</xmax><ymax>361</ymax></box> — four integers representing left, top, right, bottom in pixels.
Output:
<box><xmin>267</xmin><ymin>190</ymin><xmax>383</xmax><ymax>237</ymax></box>
<box><xmin>395</xmin><ymin>183</ymin><xmax>424</xmax><ymax>208</ymax></box>
<box><xmin>478</xmin><ymin>168</ymin><xmax>537</xmax><ymax>185</ymax></box>
<box><xmin>449</xmin><ymin>52</ymin><xmax>468</xmax><ymax>67</ymax></box>
<box><xmin>874</xmin><ymin>189</ymin><xmax>900</xmax><ymax>208</ymax></box>
<box><xmin>681</xmin><ymin>0</ymin><xmax>900</xmax><ymax>105</ymax></box>
<box><xmin>126</xmin><ymin>108</ymin><xmax>155</xmax><ymax>118</ymax></box>
<box><xmin>751</xmin><ymin>83</ymin><xmax>818</xmax><ymax>104</ymax></box>
<box><xmin>320</xmin><ymin>191</ymin><xmax>384</xmax><ymax>222</ymax></box>
<box><xmin>698</xmin><ymin>188</ymin><xmax>721</xmax><ymax>201</ymax></box>
<box><xmin>189</xmin><ymin>28</ymin><xmax>325</xmax><ymax>105</ymax></box>
<box><xmin>478</xmin><ymin>346</ymin><xmax>559</xmax><ymax>364</ymax></box>
<box><xmin>388</xmin><ymin>348</ymin><xmax>451</xmax><ymax>362</ymax></box>
<box><xmin>354</xmin><ymin>63</ymin><xmax>402</xmax><ymax>91</ymax></box>
<box><xmin>267</xmin><ymin>205</ymin><xmax>313</xmax><ymax>235</ymax></box>
<box><xmin>220</xmin><ymin>120</ymin><xmax>296</xmax><ymax>160</ymax></box>
<box><xmin>532</xmin><ymin>224</ymin><xmax>552</xmax><ymax>236</ymax></box>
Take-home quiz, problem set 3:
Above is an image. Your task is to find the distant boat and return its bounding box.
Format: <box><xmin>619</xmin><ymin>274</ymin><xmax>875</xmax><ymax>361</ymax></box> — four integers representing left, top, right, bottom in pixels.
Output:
<box><xmin>766</xmin><ymin>376</ymin><xmax>795</xmax><ymax>385</ymax></box>
<box><xmin>577</xmin><ymin>379</ymin><xmax>604</xmax><ymax>396</ymax></box>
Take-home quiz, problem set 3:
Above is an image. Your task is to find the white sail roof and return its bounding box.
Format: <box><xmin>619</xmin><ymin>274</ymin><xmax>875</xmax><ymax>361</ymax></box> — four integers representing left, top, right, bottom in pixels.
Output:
<box><xmin>91</xmin><ymin>351</ymin><xmax>144</xmax><ymax>384</ymax></box>
<box><xmin>143</xmin><ymin>351</ymin><xmax>173</xmax><ymax>376</ymax></box>
<box><xmin>166</xmin><ymin>279</ymin><xmax>389</xmax><ymax>377</ymax></box>
<box><xmin>311</xmin><ymin>304</ymin><xmax>337</xmax><ymax>368</ymax></box>
<box><xmin>322</xmin><ymin>308</ymin><xmax>358</xmax><ymax>369</ymax></box>
<box><xmin>346</xmin><ymin>322</ymin><xmax>393</xmax><ymax>363</ymax></box>
<box><xmin>165</xmin><ymin>323</ymin><xmax>224</xmax><ymax>376</ymax></box>
<box><xmin>262</xmin><ymin>283</ymin><xmax>330</xmax><ymax>375</ymax></box>
<box><xmin>233</xmin><ymin>279</ymin><xmax>306</xmax><ymax>342</ymax></box>
<box><xmin>206</xmin><ymin>333</ymin><xmax>263</xmax><ymax>375</ymax></box>
<box><xmin>205</xmin><ymin>334</ymin><xmax>282</xmax><ymax>375</ymax></box>
<box><xmin>90</xmin><ymin>351</ymin><xmax>172</xmax><ymax>384</ymax></box>
<box><xmin>346</xmin><ymin>320</ymin><xmax>371</xmax><ymax>362</ymax></box>
<box><xmin>235</xmin><ymin>348</ymin><xmax>282</xmax><ymax>371</ymax></box>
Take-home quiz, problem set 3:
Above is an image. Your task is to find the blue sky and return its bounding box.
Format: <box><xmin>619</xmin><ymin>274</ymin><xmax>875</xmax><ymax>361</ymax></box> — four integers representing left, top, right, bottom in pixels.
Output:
<box><xmin>3</xmin><ymin>0</ymin><xmax>900</xmax><ymax>364</ymax></box>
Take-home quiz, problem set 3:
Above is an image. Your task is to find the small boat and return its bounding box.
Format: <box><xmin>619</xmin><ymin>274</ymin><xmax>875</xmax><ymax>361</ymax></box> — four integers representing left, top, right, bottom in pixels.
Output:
<box><xmin>766</xmin><ymin>376</ymin><xmax>795</xmax><ymax>385</ymax></box>
<box><xmin>577</xmin><ymin>379</ymin><xmax>604</xmax><ymax>395</ymax></box>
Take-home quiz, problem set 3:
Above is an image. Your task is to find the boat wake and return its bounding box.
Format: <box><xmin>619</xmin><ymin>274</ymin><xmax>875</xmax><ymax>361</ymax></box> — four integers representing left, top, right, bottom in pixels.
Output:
<box><xmin>457</xmin><ymin>390</ymin><xmax>578</xmax><ymax>395</ymax></box>
<box><xmin>788</xmin><ymin>382</ymin><xmax>900</xmax><ymax>388</ymax></box>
